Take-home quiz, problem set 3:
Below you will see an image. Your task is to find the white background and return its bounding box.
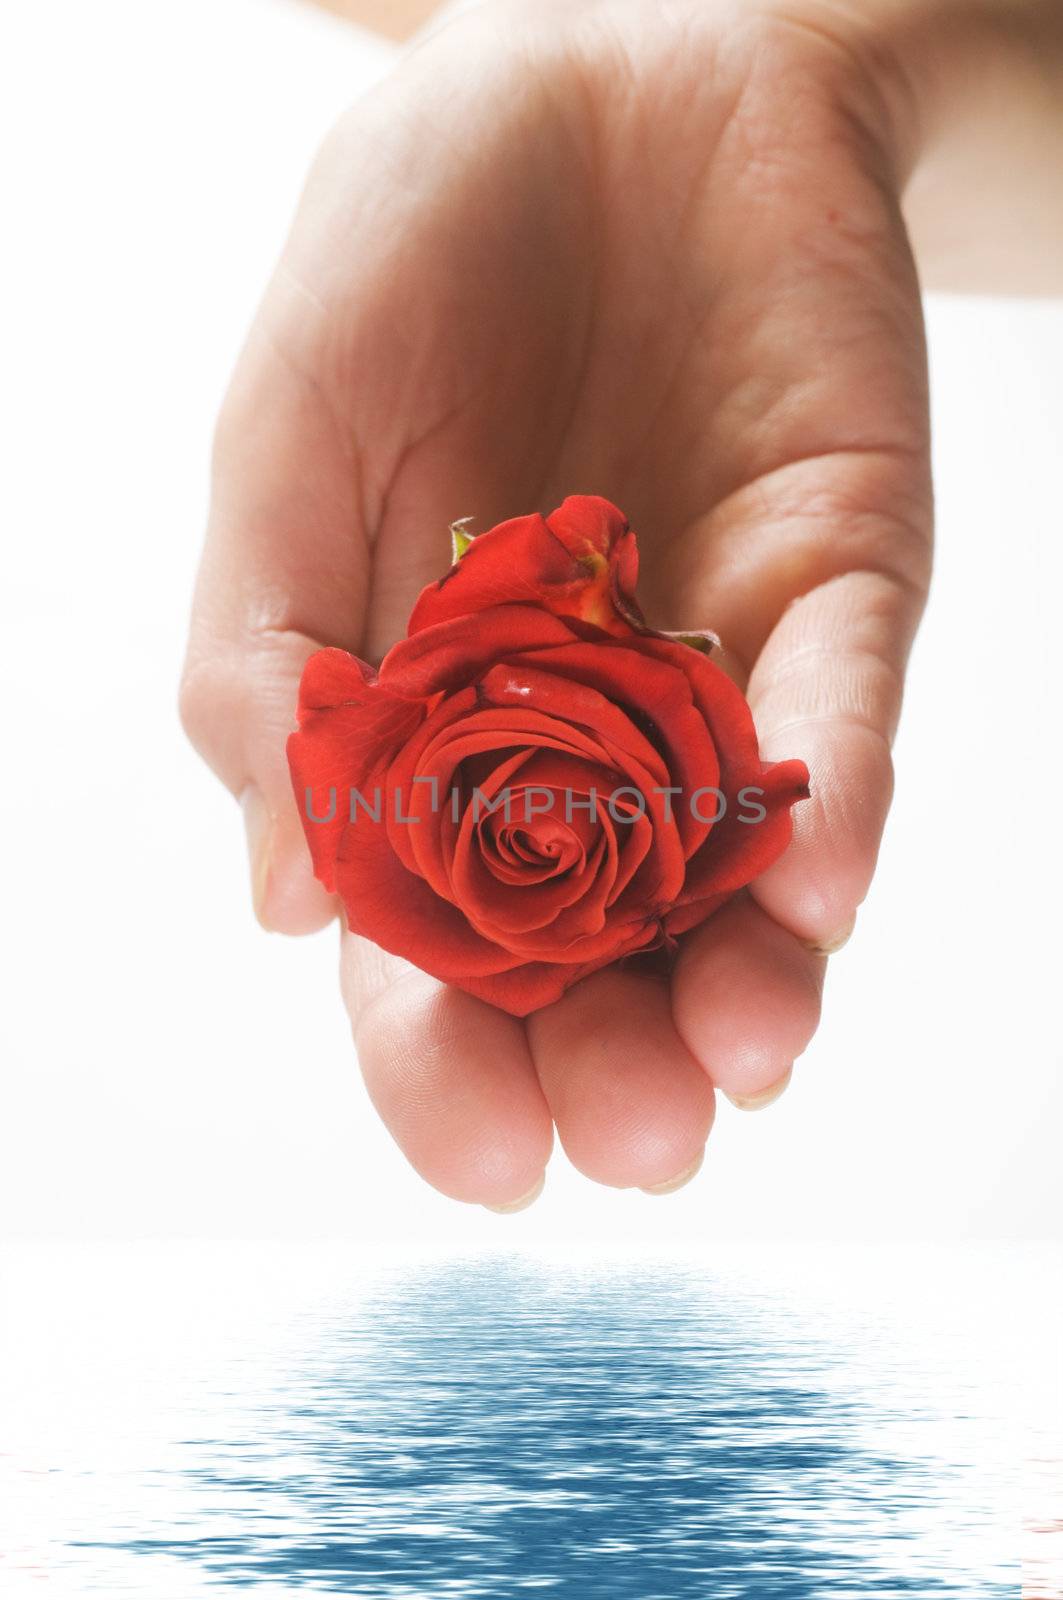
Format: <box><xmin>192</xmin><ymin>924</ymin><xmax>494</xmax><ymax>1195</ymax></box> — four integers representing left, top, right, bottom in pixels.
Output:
<box><xmin>2</xmin><ymin>0</ymin><xmax>1060</xmax><ymax>1246</ymax></box>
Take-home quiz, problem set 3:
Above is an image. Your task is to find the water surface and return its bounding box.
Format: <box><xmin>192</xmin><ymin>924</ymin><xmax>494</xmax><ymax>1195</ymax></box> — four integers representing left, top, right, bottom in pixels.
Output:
<box><xmin>1</xmin><ymin>1243</ymin><xmax>1054</xmax><ymax>1597</ymax></box>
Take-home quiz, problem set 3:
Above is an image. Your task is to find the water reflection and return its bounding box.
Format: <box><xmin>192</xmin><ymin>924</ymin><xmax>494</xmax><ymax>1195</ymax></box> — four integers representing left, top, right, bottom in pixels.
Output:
<box><xmin>1</xmin><ymin>1249</ymin><xmax>1022</xmax><ymax>1596</ymax></box>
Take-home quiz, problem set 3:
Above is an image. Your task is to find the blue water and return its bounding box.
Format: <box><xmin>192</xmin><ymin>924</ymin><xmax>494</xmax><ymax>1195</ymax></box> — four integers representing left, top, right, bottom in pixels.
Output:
<box><xmin>0</xmin><ymin>1244</ymin><xmax>1043</xmax><ymax>1597</ymax></box>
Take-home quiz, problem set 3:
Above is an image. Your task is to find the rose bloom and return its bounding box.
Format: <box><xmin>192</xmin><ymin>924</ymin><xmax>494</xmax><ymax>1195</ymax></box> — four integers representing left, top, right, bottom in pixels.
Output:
<box><xmin>287</xmin><ymin>496</ymin><xmax>809</xmax><ymax>1016</ymax></box>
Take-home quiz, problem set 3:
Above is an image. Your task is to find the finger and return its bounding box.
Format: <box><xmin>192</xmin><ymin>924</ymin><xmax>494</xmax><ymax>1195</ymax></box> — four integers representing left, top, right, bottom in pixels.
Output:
<box><xmin>656</xmin><ymin>442</ymin><xmax>928</xmax><ymax>951</ymax></box>
<box><xmin>527</xmin><ymin>968</ymin><xmax>714</xmax><ymax>1191</ymax></box>
<box><xmin>647</xmin><ymin>74</ymin><xmax>932</xmax><ymax>949</ymax></box>
<box><xmin>341</xmin><ymin>933</ymin><xmax>554</xmax><ymax>1207</ymax></box>
<box><xmin>672</xmin><ymin>893</ymin><xmax>826</xmax><ymax>1101</ymax></box>
<box><xmin>746</xmin><ymin>563</ymin><xmax>923</xmax><ymax>947</ymax></box>
<box><xmin>179</xmin><ymin>266</ymin><xmax>370</xmax><ymax>934</ymax></box>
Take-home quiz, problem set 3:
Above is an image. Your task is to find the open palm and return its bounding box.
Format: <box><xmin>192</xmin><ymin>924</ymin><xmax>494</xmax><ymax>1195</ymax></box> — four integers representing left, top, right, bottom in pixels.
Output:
<box><xmin>182</xmin><ymin>0</ymin><xmax>931</xmax><ymax>1204</ymax></box>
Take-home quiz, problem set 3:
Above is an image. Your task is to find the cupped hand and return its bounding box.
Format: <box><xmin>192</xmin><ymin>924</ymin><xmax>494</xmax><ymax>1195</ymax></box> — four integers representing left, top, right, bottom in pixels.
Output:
<box><xmin>180</xmin><ymin>0</ymin><xmax>932</xmax><ymax>1205</ymax></box>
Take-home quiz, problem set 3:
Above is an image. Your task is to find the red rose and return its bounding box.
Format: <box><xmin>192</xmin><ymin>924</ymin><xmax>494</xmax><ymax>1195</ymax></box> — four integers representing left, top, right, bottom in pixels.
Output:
<box><xmin>287</xmin><ymin>496</ymin><xmax>809</xmax><ymax>1017</ymax></box>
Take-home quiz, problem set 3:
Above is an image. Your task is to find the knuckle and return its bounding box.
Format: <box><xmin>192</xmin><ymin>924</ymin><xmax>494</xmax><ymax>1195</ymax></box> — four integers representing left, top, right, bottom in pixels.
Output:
<box><xmin>177</xmin><ymin>650</ymin><xmax>231</xmax><ymax>748</ymax></box>
<box><xmin>177</xmin><ymin>646</ymin><xmax>250</xmax><ymax>792</ymax></box>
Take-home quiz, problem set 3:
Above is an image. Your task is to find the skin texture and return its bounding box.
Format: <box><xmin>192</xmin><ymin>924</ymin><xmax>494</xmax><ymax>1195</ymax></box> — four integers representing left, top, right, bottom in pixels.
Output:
<box><xmin>334</xmin><ymin>0</ymin><xmax>1063</xmax><ymax>293</ymax></box>
<box><xmin>181</xmin><ymin>0</ymin><xmax>941</xmax><ymax>1203</ymax></box>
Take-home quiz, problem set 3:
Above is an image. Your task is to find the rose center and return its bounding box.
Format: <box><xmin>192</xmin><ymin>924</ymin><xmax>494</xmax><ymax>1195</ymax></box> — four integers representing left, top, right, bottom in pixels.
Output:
<box><xmin>479</xmin><ymin>800</ymin><xmax>586</xmax><ymax>884</ymax></box>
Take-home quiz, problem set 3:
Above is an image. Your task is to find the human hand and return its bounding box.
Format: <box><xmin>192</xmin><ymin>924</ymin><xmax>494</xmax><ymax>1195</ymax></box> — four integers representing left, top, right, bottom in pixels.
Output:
<box><xmin>180</xmin><ymin>0</ymin><xmax>933</xmax><ymax>1205</ymax></box>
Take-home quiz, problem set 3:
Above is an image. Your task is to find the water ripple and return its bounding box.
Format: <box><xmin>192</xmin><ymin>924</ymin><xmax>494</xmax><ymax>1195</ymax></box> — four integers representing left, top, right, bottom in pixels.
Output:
<box><xmin>0</xmin><ymin>1245</ymin><xmax>1041</xmax><ymax>1597</ymax></box>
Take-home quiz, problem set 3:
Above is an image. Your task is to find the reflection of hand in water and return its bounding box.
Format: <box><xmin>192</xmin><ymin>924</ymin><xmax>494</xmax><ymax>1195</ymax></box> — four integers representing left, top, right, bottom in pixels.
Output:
<box><xmin>181</xmin><ymin>0</ymin><xmax>1063</xmax><ymax>1204</ymax></box>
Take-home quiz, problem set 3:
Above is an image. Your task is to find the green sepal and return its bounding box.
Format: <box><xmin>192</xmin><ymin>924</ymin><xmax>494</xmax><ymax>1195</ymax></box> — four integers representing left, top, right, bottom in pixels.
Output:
<box><xmin>449</xmin><ymin>517</ymin><xmax>475</xmax><ymax>563</ymax></box>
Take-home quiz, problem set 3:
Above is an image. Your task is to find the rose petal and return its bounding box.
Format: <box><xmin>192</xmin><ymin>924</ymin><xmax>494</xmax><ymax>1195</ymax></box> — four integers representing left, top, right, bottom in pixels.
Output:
<box><xmin>379</xmin><ymin>606</ymin><xmax>580</xmax><ymax>699</ymax></box>
<box><xmin>620</xmin><ymin>635</ymin><xmax>810</xmax><ymax>917</ymax></box>
<box><xmin>495</xmin><ymin>645</ymin><xmax>720</xmax><ymax>857</ymax></box>
<box><xmin>407</xmin><ymin>496</ymin><xmax>641</xmax><ymax>639</ymax></box>
<box><xmin>665</xmin><ymin>757</ymin><xmax>811</xmax><ymax>927</ymax></box>
<box><xmin>451</xmin><ymin>752</ymin><xmax>621</xmax><ymax>938</ymax></box>
<box><xmin>393</xmin><ymin>709</ymin><xmax>618</xmax><ymax>901</ymax></box>
<box><xmin>476</xmin><ymin>660</ymin><xmax>674</xmax><ymax>791</ymax></box>
<box><xmin>454</xmin><ymin>917</ymin><xmax>661</xmax><ymax>1017</ymax></box>
<box><xmin>287</xmin><ymin>648</ymin><xmax>423</xmax><ymax>892</ymax></box>
<box><xmin>332</xmin><ymin>764</ymin><xmax>527</xmax><ymax>982</ymax></box>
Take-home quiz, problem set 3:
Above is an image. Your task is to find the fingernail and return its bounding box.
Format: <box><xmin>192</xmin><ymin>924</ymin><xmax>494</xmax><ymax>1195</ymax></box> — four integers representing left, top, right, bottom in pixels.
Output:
<box><xmin>641</xmin><ymin>1149</ymin><xmax>704</xmax><ymax>1196</ymax></box>
<box><xmin>724</xmin><ymin>1065</ymin><xmax>793</xmax><ymax>1111</ymax></box>
<box><xmin>804</xmin><ymin>916</ymin><xmax>855</xmax><ymax>956</ymax></box>
<box><xmin>240</xmin><ymin>784</ymin><xmax>274</xmax><ymax>929</ymax></box>
<box><xmin>483</xmin><ymin>1173</ymin><xmax>545</xmax><ymax>1214</ymax></box>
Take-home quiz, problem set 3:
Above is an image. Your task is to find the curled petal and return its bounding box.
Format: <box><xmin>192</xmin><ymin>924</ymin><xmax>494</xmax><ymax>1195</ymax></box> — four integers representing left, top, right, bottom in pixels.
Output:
<box><xmin>332</xmin><ymin>769</ymin><xmax>527</xmax><ymax>983</ymax></box>
<box><xmin>496</xmin><ymin>644</ymin><xmax>720</xmax><ymax>858</ymax></box>
<box><xmin>407</xmin><ymin>496</ymin><xmax>641</xmax><ymax>638</ymax></box>
<box><xmin>453</xmin><ymin>784</ymin><xmax>615</xmax><ymax>939</ymax></box>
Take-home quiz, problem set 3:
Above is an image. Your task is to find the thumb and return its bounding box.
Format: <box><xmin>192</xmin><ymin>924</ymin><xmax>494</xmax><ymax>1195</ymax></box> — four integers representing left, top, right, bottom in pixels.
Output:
<box><xmin>179</xmin><ymin>288</ymin><xmax>368</xmax><ymax>934</ymax></box>
<box><xmin>182</xmin><ymin>622</ymin><xmax>338</xmax><ymax>935</ymax></box>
